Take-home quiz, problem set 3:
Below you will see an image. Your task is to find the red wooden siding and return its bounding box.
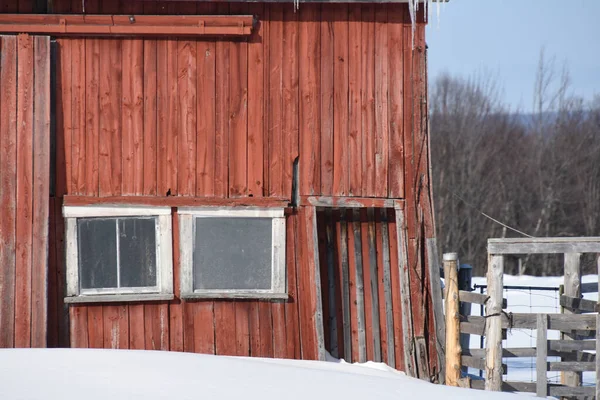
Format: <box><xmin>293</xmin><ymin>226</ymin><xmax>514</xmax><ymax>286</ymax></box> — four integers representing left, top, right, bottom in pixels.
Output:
<box><xmin>0</xmin><ymin>34</ymin><xmax>51</xmax><ymax>348</ymax></box>
<box><xmin>36</xmin><ymin>0</ymin><xmax>436</xmax><ymax>377</ymax></box>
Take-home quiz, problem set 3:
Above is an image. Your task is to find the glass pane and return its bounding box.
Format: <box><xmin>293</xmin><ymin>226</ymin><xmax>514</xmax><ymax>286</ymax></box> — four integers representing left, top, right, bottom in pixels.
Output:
<box><xmin>118</xmin><ymin>218</ymin><xmax>157</xmax><ymax>288</ymax></box>
<box><xmin>193</xmin><ymin>217</ymin><xmax>272</xmax><ymax>290</ymax></box>
<box><xmin>78</xmin><ymin>218</ymin><xmax>118</xmax><ymax>289</ymax></box>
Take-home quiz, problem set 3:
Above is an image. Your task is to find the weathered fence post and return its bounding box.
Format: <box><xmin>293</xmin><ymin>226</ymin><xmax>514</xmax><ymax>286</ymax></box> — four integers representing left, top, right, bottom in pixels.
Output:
<box><xmin>443</xmin><ymin>253</ymin><xmax>460</xmax><ymax>386</ymax></box>
<box><xmin>485</xmin><ymin>253</ymin><xmax>504</xmax><ymax>391</ymax></box>
<box><xmin>562</xmin><ymin>252</ymin><xmax>582</xmax><ymax>390</ymax></box>
<box><xmin>536</xmin><ymin>314</ymin><xmax>548</xmax><ymax>397</ymax></box>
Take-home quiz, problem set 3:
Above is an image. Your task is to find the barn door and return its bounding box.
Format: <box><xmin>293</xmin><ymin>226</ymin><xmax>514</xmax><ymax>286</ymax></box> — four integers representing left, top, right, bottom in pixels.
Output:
<box><xmin>316</xmin><ymin>208</ymin><xmax>404</xmax><ymax>369</ymax></box>
<box><xmin>0</xmin><ymin>34</ymin><xmax>51</xmax><ymax>348</ymax></box>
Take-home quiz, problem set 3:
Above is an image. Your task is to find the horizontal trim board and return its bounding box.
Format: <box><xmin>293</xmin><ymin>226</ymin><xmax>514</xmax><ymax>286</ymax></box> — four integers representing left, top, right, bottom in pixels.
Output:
<box><xmin>64</xmin><ymin>195</ymin><xmax>290</xmax><ymax>208</ymax></box>
<box><xmin>178</xmin><ymin>208</ymin><xmax>284</xmax><ymax>218</ymax></box>
<box><xmin>301</xmin><ymin>196</ymin><xmax>404</xmax><ymax>209</ymax></box>
<box><xmin>181</xmin><ymin>293</ymin><xmax>289</xmax><ymax>300</ymax></box>
<box><xmin>488</xmin><ymin>237</ymin><xmax>600</xmax><ymax>254</ymax></box>
<box><xmin>0</xmin><ymin>14</ymin><xmax>255</xmax><ymax>37</ymax></box>
<box><xmin>64</xmin><ymin>294</ymin><xmax>174</xmax><ymax>303</ymax></box>
<box><xmin>63</xmin><ymin>205</ymin><xmax>171</xmax><ymax>217</ymax></box>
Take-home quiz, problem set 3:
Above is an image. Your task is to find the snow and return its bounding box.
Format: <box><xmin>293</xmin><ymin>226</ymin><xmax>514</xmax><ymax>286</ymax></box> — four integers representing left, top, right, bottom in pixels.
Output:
<box><xmin>0</xmin><ymin>348</ymin><xmax>519</xmax><ymax>400</ymax></box>
<box><xmin>467</xmin><ymin>274</ymin><xmax>598</xmax><ymax>385</ymax></box>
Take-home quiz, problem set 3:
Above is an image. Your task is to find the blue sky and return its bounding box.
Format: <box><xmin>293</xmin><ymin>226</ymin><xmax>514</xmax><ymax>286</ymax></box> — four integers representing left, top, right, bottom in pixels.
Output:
<box><xmin>426</xmin><ymin>0</ymin><xmax>599</xmax><ymax>112</ymax></box>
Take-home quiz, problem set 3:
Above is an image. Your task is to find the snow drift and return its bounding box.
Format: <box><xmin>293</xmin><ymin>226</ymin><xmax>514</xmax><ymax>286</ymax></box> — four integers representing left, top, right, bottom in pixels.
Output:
<box><xmin>0</xmin><ymin>348</ymin><xmax>517</xmax><ymax>399</ymax></box>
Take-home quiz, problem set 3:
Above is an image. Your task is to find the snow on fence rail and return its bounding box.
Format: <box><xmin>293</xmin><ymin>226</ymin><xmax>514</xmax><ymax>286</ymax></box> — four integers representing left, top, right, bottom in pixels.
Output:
<box><xmin>443</xmin><ymin>237</ymin><xmax>600</xmax><ymax>398</ymax></box>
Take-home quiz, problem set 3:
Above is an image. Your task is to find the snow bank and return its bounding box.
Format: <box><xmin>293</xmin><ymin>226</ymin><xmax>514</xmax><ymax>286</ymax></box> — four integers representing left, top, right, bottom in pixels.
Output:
<box><xmin>0</xmin><ymin>348</ymin><xmax>517</xmax><ymax>400</ymax></box>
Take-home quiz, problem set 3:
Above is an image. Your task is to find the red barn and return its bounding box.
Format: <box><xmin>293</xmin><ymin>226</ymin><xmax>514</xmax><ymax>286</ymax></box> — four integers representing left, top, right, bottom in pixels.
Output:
<box><xmin>0</xmin><ymin>0</ymin><xmax>443</xmax><ymax>383</ymax></box>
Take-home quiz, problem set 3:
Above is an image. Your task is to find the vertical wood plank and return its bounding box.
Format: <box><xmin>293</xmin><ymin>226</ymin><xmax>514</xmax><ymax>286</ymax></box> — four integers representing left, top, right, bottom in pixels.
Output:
<box><xmin>361</xmin><ymin>5</ymin><xmax>375</xmax><ymax>196</ymax></box>
<box><xmin>346</xmin><ymin>211</ymin><xmax>359</xmax><ymax>362</ymax></box>
<box><xmin>214</xmin><ymin>5</ymin><xmax>230</xmax><ymax>198</ymax></box>
<box><xmin>374</xmin><ymin>5</ymin><xmax>389</xmax><ymax>197</ymax></box>
<box><xmin>170</xmin><ymin>211</ymin><xmax>183</xmax><ymax>351</ymax></box>
<box><xmin>319</xmin><ymin>4</ymin><xmax>334</xmax><ymax>197</ymax></box>
<box><xmin>235</xmin><ymin>301</ymin><xmax>251</xmax><ymax>356</ymax></box>
<box><xmin>285</xmin><ymin>212</ymin><xmax>301</xmax><ymax>359</ymax></box>
<box><xmin>193</xmin><ymin>302</ymin><xmax>215</xmax><ymax>354</ymax></box>
<box><xmin>129</xmin><ymin>304</ymin><xmax>145</xmax><ymax>350</ymax></box>
<box><xmin>443</xmin><ymin>253</ymin><xmax>460</xmax><ymax>386</ymax></box>
<box><xmin>386</xmin><ymin>209</ymin><xmax>404</xmax><ymax>370</ymax></box>
<box><xmin>121</xmin><ymin>35</ymin><xmax>144</xmax><ymax>195</ymax></box>
<box><xmin>84</xmin><ymin>37</ymin><xmax>99</xmax><ymax>197</ymax></box>
<box><xmin>387</xmin><ymin>8</ymin><xmax>404</xmax><ymax>198</ymax></box>
<box><xmin>0</xmin><ymin>35</ymin><xmax>17</xmax><ymax>348</ymax></box>
<box><xmin>378</xmin><ymin>209</ymin><xmax>395</xmax><ymax>367</ymax></box>
<box><xmin>261</xmin><ymin>5</ymin><xmax>270</xmax><ymax>197</ymax></box>
<box><xmin>367</xmin><ymin>209</ymin><xmax>382</xmax><ymax>362</ymax></box>
<box><xmin>348</xmin><ymin>5</ymin><xmax>362</xmax><ymax>196</ymax></box>
<box><xmin>299</xmin><ymin>4</ymin><xmax>321</xmax><ymax>196</ymax></box>
<box><xmin>55</xmin><ymin>38</ymin><xmax>70</xmax><ymax>197</ymax></box>
<box><xmin>426</xmin><ymin>237</ymin><xmax>446</xmax><ymax>380</ymax></box>
<box><xmin>536</xmin><ymin>314</ymin><xmax>548</xmax><ymax>397</ymax></box>
<box><xmin>87</xmin><ymin>306</ymin><xmax>104</xmax><ymax>348</ymax></box>
<box><xmin>249</xmin><ymin>302</ymin><xmax>261</xmax><ymax>356</ymax></box>
<box><xmin>360</xmin><ymin>209</ymin><xmax>375</xmax><ymax>360</ymax></box>
<box><xmin>183</xmin><ymin>300</ymin><xmax>195</xmax><ymax>353</ymax></box>
<box><xmin>229</xmin><ymin>2</ymin><xmax>249</xmax><ymax>198</ymax></box>
<box><xmin>563</xmin><ymin>252</ymin><xmax>582</xmax><ymax>387</ymax></box>
<box><xmin>214</xmin><ymin>302</ymin><xmax>236</xmax><ymax>356</ymax></box>
<box><xmin>282</xmin><ymin>6</ymin><xmax>299</xmax><ymax>199</ymax></box>
<box><xmin>485</xmin><ymin>254</ymin><xmax>504</xmax><ymax>391</ymax></box>
<box><xmin>14</xmin><ymin>34</ymin><xmax>34</xmax><ymax>348</ymax></box>
<box><xmin>268</xmin><ymin>4</ymin><xmax>283</xmax><ymax>198</ymax></box>
<box><xmin>103</xmin><ymin>305</ymin><xmax>129</xmax><ymax>349</ymax></box>
<box><xmin>402</xmin><ymin>18</ymin><xmax>415</xmax><ymax>235</ymax></box>
<box><xmin>332</xmin><ymin>5</ymin><xmax>349</xmax><ymax>196</ymax></box>
<box><xmin>352</xmin><ymin>210</ymin><xmax>367</xmax><ymax>362</ymax></box>
<box><xmin>272</xmin><ymin>302</ymin><xmax>287</xmax><ymax>358</ymax></box>
<box><xmin>144</xmin><ymin>304</ymin><xmax>169</xmax><ymax>350</ymax></box>
<box><xmin>309</xmin><ymin>207</ymin><xmax>327</xmax><ymax>361</ymax></box>
<box><xmin>596</xmin><ymin>311</ymin><xmax>600</xmax><ymax>400</ymax></box>
<box><xmin>71</xmin><ymin>38</ymin><xmax>86</xmax><ymax>195</ymax></box>
<box><xmin>143</xmin><ymin>0</ymin><xmax>158</xmax><ymax>196</ymax></box>
<box><xmin>156</xmin><ymin>37</ymin><xmax>170</xmax><ymax>196</ymax></box>
<box><xmin>258</xmin><ymin>301</ymin><xmax>273</xmax><ymax>357</ymax></box>
<box><xmin>31</xmin><ymin>36</ymin><xmax>50</xmax><ymax>348</ymax></box>
<box><xmin>47</xmin><ymin>198</ymin><xmax>58</xmax><ymax>347</ymax></box>
<box><xmin>247</xmin><ymin>3</ymin><xmax>264</xmax><ymax>198</ymax></box>
<box><xmin>336</xmin><ymin>211</ymin><xmax>352</xmax><ymax>361</ymax></box>
<box><xmin>69</xmin><ymin>305</ymin><xmax>88</xmax><ymax>348</ymax></box>
<box><xmin>98</xmin><ymin>36</ymin><xmax>122</xmax><ymax>196</ymax></box>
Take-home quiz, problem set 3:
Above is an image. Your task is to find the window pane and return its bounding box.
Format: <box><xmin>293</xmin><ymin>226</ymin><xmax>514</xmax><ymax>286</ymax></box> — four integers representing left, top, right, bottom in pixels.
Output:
<box><xmin>193</xmin><ymin>217</ymin><xmax>272</xmax><ymax>290</ymax></box>
<box><xmin>78</xmin><ymin>218</ymin><xmax>118</xmax><ymax>289</ymax></box>
<box><xmin>118</xmin><ymin>218</ymin><xmax>157</xmax><ymax>288</ymax></box>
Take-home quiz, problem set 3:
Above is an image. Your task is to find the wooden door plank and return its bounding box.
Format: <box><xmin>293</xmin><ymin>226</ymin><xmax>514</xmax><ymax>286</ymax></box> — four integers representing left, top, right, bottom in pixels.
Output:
<box><xmin>156</xmin><ymin>39</ymin><xmax>170</xmax><ymax>197</ymax></box>
<box><xmin>229</xmin><ymin>2</ymin><xmax>249</xmax><ymax>198</ymax></box>
<box><xmin>183</xmin><ymin>300</ymin><xmax>196</xmax><ymax>353</ymax></box>
<box><xmin>282</xmin><ymin>6</ymin><xmax>299</xmax><ymax>199</ymax></box>
<box><xmin>177</xmin><ymin>31</ymin><xmax>198</xmax><ymax>197</ymax></box>
<box><xmin>298</xmin><ymin>4</ymin><xmax>321</xmax><ymax>196</ymax></box>
<box><xmin>361</xmin><ymin>5</ymin><xmax>375</xmax><ymax>197</ymax></box>
<box><xmin>248</xmin><ymin>302</ymin><xmax>260</xmax><ymax>356</ymax></box>
<box><xmin>121</xmin><ymin>34</ymin><xmax>144</xmax><ymax>195</ymax></box>
<box><xmin>193</xmin><ymin>302</ymin><xmax>215</xmax><ymax>354</ymax></box>
<box><xmin>366</xmin><ymin>209</ymin><xmax>382</xmax><ymax>362</ymax></box>
<box><xmin>54</xmin><ymin>38</ymin><xmax>70</xmax><ymax>197</ymax></box>
<box><xmin>170</xmin><ymin>211</ymin><xmax>183</xmax><ymax>352</ymax></box>
<box><xmin>332</xmin><ymin>5</ymin><xmax>349</xmax><ymax>197</ymax></box>
<box><xmin>31</xmin><ymin>35</ymin><xmax>51</xmax><ymax>348</ymax></box>
<box><xmin>235</xmin><ymin>301</ymin><xmax>251</xmax><ymax>356</ymax></box>
<box><xmin>360</xmin><ymin>209</ymin><xmax>375</xmax><ymax>360</ymax></box>
<box><xmin>346</xmin><ymin>210</ymin><xmax>359</xmax><ymax>362</ymax></box>
<box><xmin>144</xmin><ymin>303</ymin><xmax>169</xmax><ymax>350</ymax></box>
<box><xmin>268</xmin><ymin>3</ymin><xmax>283</xmax><ymax>198</ymax></box>
<box><xmin>83</xmin><ymin>38</ymin><xmax>99</xmax><ymax>197</ymax></box>
<box><xmin>129</xmin><ymin>304</ymin><xmax>145</xmax><ymax>350</ymax></box>
<box><xmin>47</xmin><ymin>198</ymin><xmax>58</xmax><ymax>347</ymax></box>
<box><xmin>261</xmin><ymin>5</ymin><xmax>270</xmax><ymax>197</ymax></box>
<box><xmin>0</xmin><ymin>35</ymin><xmax>17</xmax><ymax>348</ymax></box>
<box><xmin>402</xmin><ymin>20</ymin><xmax>414</xmax><ymax>233</ymax></box>
<box><xmin>374</xmin><ymin>5</ymin><xmax>389</xmax><ymax>198</ymax></box>
<box><xmin>14</xmin><ymin>34</ymin><xmax>34</xmax><ymax>348</ymax></box>
<box><xmin>317</xmin><ymin>212</ymin><xmax>331</xmax><ymax>352</ymax></box>
<box><xmin>247</xmin><ymin>3</ymin><xmax>264</xmax><ymax>198</ymax></box>
<box><xmin>387</xmin><ymin>9</ymin><xmax>404</xmax><ymax>199</ymax></box>
<box><xmin>272</xmin><ymin>302</ymin><xmax>287</xmax><ymax>358</ymax></box>
<box><xmin>285</xmin><ymin>212</ymin><xmax>301</xmax><ymax>359</ymax></box>
<box><xmin>335</xmin><ymin>210</ymin><xmax>351</xmax><ymax>361</ymax></box>
<box><xmin>319</xmin><ymin>4</ymin><xmax>334</xmax><ymax>197</ymax></box>
<box><xmin>214</xmin><ymin>302</ymin><xmax>236</xmax><ymax>356</ymax></box>
<box><xmin>348</xmin><ymin>5</ymin><xmax>362</xmax><ymax>196</ymax></box>
<box><xmin>387</xmin><ymin>209</ymin><xmax>405</xmax><ymax>371</ymax></box>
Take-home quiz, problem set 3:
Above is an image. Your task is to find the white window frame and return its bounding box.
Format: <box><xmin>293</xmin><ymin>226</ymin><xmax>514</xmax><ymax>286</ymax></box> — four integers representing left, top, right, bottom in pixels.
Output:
<box><xmin>178</xmin><ymin>207</ymin><xmax>287</xmax><ymax>300</ymax></box>
<box><xmin>63</xmin><ymin>205</ymin><xmax>174</xmax><ymax>303</ymax></box>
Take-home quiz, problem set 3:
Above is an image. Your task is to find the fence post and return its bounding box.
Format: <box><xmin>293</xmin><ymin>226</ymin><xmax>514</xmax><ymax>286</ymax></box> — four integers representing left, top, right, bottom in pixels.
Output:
<box><xmin>458</xmin><ymin>263</ymin><xmax>473</xmax><ymax>375</ymax></box>
<box><xmin>562</xmin><ymin>252</ymin><xmax>582</xmax><ymax>390</ymax></box>
<box><xmin>443</xmin><ymin>253</ymin><xmax>460</xmax><ymax>386</ymax></box>
<box><xmin>485</xmin><ymin>253</ymin><xmax>504</xmax><ymax>391</ymax></box>
<box><xmin>536</xmin><ymin>314</ymin><xmax>548</xmax><ymax>397</ymax></box>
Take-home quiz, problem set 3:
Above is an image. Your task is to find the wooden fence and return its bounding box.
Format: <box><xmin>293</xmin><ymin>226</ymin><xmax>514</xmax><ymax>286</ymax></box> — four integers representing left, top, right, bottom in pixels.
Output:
<box><xmin>443</xmin><ymin>238</ymin><xmax>600</xmax><ymax>398</ymax></box>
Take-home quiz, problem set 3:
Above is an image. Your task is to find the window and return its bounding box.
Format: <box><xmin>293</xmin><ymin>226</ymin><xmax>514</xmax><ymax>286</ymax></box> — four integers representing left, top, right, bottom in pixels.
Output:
<box><xmin>64</xmin><ymin>205</ymin><xmax>173</xmax><ymax>303</ymax></box>
<box><xmin>178</xmin><ymin>208</ymin><xmax>286</xmax><ymax>299</ymax></box>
